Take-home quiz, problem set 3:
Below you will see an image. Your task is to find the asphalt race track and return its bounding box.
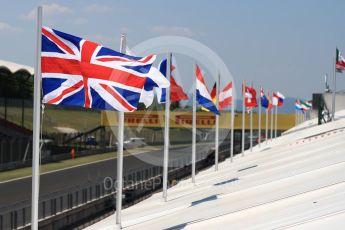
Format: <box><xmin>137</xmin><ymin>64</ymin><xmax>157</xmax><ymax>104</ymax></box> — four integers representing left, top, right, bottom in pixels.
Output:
<box><xmin>0</xmin><ymin>143</ymin><xmax>213</xmax><ymax>208</ymax></box>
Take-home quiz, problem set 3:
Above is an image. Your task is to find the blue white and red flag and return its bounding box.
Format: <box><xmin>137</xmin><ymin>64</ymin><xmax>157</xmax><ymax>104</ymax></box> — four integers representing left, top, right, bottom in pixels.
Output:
<box><xmin>41</xmin><ymin>27</ymin><xmax>156</xmax><ymax>112</ymax></box>
<box><xmin>195</xmin><ymin>65</ymin><xmax>220</xmax><ymax>115</ymax></box>
<box><xmin>156</xmin><ymin>58</ymin><xmax>188</xmax><ymax>103</ymax></box>
<box><xmin>273</xmin><ymin>91</ymin><xmax>285</xmax><ymax>107</ymax></box>
<box><xmin>260</xmin><ymin>87</ymin><xmax>269</xmax><ymax>109</ymax></box>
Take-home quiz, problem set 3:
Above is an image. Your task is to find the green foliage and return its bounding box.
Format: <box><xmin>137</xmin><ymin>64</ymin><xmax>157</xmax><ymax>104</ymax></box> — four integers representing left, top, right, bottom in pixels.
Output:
<box><xmin>170</xmin><ymin>101</ymin><xmax>180</xmax><ymax>111</ymax></box>
<box><xmin>0</xmin><ymin>69</ymin><xmax>33</xmax><ymax>99</ymax></box>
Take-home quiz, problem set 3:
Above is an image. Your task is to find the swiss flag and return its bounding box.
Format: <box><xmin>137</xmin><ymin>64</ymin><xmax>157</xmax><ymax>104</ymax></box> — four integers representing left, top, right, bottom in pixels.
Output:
<box><xmin>243</xmin><ymin>84</ymin><xmax>258</xmax><ymax>108</ymax></box>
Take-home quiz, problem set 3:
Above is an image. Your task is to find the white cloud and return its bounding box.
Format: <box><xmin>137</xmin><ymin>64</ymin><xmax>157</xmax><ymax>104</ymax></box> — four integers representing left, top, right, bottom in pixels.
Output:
<box><xmin>150</xmin><ymin>26</ymin><xmax>196</xmax><ymax>37</ymax></box>
<box><xmin>84</xmin><ymin>4</ymin><xmax>112</xmax><ymax>13</ymax></box>
<box><xmin>120</xmin><ymin>27</ymin><xmax>130</xmax><ymax>33</ymax></box>
<box><xmin>74</xmin><ymin>17</ymin><xmax>88</xmax><ymax>25</ymax></box>
<box><xmin>0</xmin><ymin>22</ymin><xmax>20</xmax><ymax>32</ymax></box>
<box><xmin>20</xmin><ymin>3</ymin><xmax>73</xmax><ymax>20</ymax></box>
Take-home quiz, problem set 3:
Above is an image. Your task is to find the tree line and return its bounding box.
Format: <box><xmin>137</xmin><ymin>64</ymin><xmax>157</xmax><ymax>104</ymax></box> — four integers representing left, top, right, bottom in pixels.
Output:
<box><xmin>0</xmin><ymin>69</ymin><xmax>33</xmax><ymax>99</ymax></box>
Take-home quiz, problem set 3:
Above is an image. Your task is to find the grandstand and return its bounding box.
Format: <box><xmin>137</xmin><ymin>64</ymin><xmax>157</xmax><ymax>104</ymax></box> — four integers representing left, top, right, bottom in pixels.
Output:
<box><xmin>86</xmin><ymin>110</ymin><xmax>345</xmax><ymax>229</ymax></box>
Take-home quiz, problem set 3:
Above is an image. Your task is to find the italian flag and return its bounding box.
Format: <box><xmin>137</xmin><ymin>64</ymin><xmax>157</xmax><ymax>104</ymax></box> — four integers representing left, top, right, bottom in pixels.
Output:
<box><xmin>336</xmin><ymin>48</ymin><xmax>345</xmax><ymax>73</ymax></box>
<box><xmin>300</xmin><ymin>100</ymin><xmax>312</xmax><ymax>111</ymax></box>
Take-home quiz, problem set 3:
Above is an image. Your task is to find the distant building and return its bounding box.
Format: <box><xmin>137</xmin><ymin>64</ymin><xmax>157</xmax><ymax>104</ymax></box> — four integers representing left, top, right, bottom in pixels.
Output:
<box><xmin>0</xmin><ymin>60</ymin><xmax>34</xmax><ymax>127</ymax></box>
<box><xmin>0</xmin><ymin>59</ymin><xmax>34</xmax><ymax>98</ymax></box>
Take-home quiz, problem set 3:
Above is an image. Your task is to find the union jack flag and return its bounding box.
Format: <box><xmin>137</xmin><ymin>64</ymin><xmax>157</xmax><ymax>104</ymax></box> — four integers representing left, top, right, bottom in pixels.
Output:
<box><xmin>41</xmin><ymin>27</ymin><xmax>156</xmax><ymax>112</ymax></box>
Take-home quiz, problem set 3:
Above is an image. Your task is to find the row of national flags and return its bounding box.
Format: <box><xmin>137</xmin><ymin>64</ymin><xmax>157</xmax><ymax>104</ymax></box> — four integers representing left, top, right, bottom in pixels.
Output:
<box><xmin>38</xmin><ymin>25</ymin><xmax>234</xmax><ymax>228</ymax></box>
<box><xmin>34</xmin><ymin>22</ymin><xmax>289</xmax><ymax>228</ymax></box>
<box><xmin>201</xmin><ymin>82</ymin><xmax>233</xmax><ymax>112</ymax></box>
<box><xmin>42</xmin><ymin>26</ymin><xmax>234</xmax><ymax>114</ymax></box>
<box><xmin>41</xmin><ymin>25</ymin><xmax>295</xmax><ymax>117</ymax></box>
<box><xmin>295</xmin><ymin>100</ymin><xmax>312</xmax><ymax>112</ymax></box>
<box><xmin>242</xmin><ymin>84</ymin><xmax>285</xmax><ymax>110</ymax></box>
<box><xmin>29</xmin><ymin>10</ymin><xmax>339</xmax><ymax>229</ymax></box>
<box><xmin>42</xmin><ymin>26</ymin><xmax>292</xmax><ymax>115</ymax></box>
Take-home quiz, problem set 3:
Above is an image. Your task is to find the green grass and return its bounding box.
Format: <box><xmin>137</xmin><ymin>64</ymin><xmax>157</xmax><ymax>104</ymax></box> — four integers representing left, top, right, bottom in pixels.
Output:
<box><xmin>0</xmin><ymin>145</ymin><xmax>168</xmax><ymax>182</ymax></box>
<box><xmin>0</xmin><ymin>106</ymin><xmax>100</xmax><ymax>133</ymax></box>
<box><xmin>0</xmin><ymin>151</ymin><xmax>117</xmax><ymax>182</ymax></box>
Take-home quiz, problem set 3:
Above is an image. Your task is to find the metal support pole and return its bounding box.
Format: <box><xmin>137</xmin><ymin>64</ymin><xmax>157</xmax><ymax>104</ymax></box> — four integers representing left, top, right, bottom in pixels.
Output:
<box><xmin>270</xmin><ymin>105</ymin><xmax>274</xmax><ymax>141</ymax></box>
<box><xmin>241</xmin><ymin>81</ymin><xmax>245</xmax><ymax>156</ymax></box>
<box><xmin>250</xmin><ymin>82</ymin><xmax>254</xmax><ymax>152</ymax></box>
<box><xmin>258</xmin><ymin>86</ymin><xmax>261</xmax><ymax>148</ymax></box>
<box><xmin>275</xmin><ymin>106</ymin><xmax>278</xmax><ymax>138</ymax></box>
<box><xmin>230</xmin><ymin>91</ymin><xmax>234</xmax><ymax>162</ymax></box>
<box><xmin>297</xmin><ymin>110</ymin><xmax>300</xmax><ymax>125</ymax></box>
<box><xmin>215</xmin><ymin>73</ymin><xmax>220</xmax><ymax>170</ymax></box>
<box><xmin>162</xmin><ymin>53</ymin><xmax>171</xmax><ymax>201</ymax></box>
<box><xmin>31</xmin><ymin>6</ymin><xmax>42</xmax><ymax>230</ymax></box>
<box><xmin>192</xmin><ymin>65</ymin><xmax>197</xmax><ymax>183</ymax></box>
<box><xmin>265</xmin><ymin>108</ymin><xmax>268</xmax><ymax>145</ymax></box>
<box><xmin>116</xmin><ymin>34</ymin><xmax>126</xmax><ymax>228</ymax></box>
<box><xmin>332</xmin><ymin>55</ymin><xmax>336</xmax><ymax>121</ymax></box>
<box><xmin>250</xmin><ymin>109</ymin><xmax>253</xmax><ymax>152</ymax></box>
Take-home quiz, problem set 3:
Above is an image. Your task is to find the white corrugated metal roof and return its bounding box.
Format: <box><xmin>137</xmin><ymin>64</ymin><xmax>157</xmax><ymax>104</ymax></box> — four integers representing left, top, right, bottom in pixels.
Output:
<box><xmin>0</xmin><ymin>59</ymin><xmax>34</xmax><ymax>75</ymax></box>
<box><xmin>86</xmin><ymin>110</ymin><xmax>345</xmax><ymax>230</ymax></box>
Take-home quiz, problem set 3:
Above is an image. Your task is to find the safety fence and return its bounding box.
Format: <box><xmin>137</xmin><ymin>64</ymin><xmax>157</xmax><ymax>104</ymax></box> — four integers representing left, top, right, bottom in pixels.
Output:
<box><xmin>0</xmin><ymin>144</ymin><xmax>229</xmax><ymax>230</ymax></box>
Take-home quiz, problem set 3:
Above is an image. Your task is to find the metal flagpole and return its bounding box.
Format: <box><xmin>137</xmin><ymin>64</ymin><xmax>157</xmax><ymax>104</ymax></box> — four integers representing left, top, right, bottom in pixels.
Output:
<box><xmin>215</xmin><ymin>73</ymin><xmax>220</xmax><ymax>170</ymax></box>
<box><xmin>116</xmin><ymin>34</ymin><xmax>126</xmax><ymax>228</ymax></box>
<box><xmin>258</xmin><ymin>86</ymin><xmax>261</xmax><ymax>148</ymax></box>
<box><xmin>192</xmin><ymin>64</ymin><xmax>197</xmax><ymax>183</ymax></box>
<box><xmin>275</xmin><ymin>105</ymin><xmax>278</xmax><ymax>138</ymax></box>
<box><xmin>270</xmin><ymin>104</ymin><xmax>274</xmax><ymax>141</ymax></box>
<box><xmin>230</xmin><ymin>85</ymin><xmax>234</xmax><ymax>162</ymax></box>
<box><xmin>250</xmin><ymin>107</ymin><xmax>253</xmax><ymax>151</ymax></box>
<box><xmin>249</xmin><ymin>83</ymin><xmax>253</xmax><ymax>152</ymax></box>
<box><xmin>303</xmin><ymin>110</ymin><xmax>305</xmax><ymax>122</ymax></box>
<box><xmin>31</xmin><ymin>6</ymin><xmax>42</xmax><ymax>230</ymax></box>
<box><xmin>162</xmin><ymin>53</ymin><xmax>171</xmax><ymax>201</ymax></box>
<box><xmin>332</xmin><ymin>55</ymin><xmax>336</xmax><ymax>121</ymax></box>
<box><xmin>301</xmin><ymin>112</ymin><xmax>305</xmax><ymax>123</ymax></box>
<box><xmin>298</xmin><ymin>110</ymin><xmax>300</xmax><ymax>124</ymax></box>
<box><xmin>241</xmin><ymin>81</ymin><xmax>245</xmax><ymax>156</ymax></box>
<box><xmin>303</xmin><ymin>111</ymin><xmax>305</xmax><ymax>122</ymax></box>
<box><xmin>265</xmin><ymin>107</ymin><xmax>268</xmax><ymax>145</ymax></box>
<box><xmin>265</xmin><ymin>91</ymin><xmax>270</xmax><ymax>145</ymax></box>
<box><xmin>298</xmin><ymin>110</ymin><xmax>300</xmax><ymax>125</ymax></box>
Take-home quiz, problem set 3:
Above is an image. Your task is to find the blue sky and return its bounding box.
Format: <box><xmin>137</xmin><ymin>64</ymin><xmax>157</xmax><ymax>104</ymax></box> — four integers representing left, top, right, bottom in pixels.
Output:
<box><xmin>1</xmin><ymin>0</ymin><xmax>345</xmax><ymax>100</ymax></box>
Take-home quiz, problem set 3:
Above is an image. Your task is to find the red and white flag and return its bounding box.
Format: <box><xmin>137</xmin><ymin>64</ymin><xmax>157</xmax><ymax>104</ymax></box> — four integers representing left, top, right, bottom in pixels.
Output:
<box><xmin>336</xmin><ymin>48</ymin><xmax>345</xmax><ymax>73</ymax></box>
<box><xmin>272</xmin><ymin>91</ymin><xmax>285</xmax><ymax>107</ymax></box>
<box><xmin>243</xmin><ymin>84</ymin><xmax>258</xmax><ymax>108</ymax></box>
<box><xmin>219</xmin><ymin>82</ymin><xmax>232</xmax><ymax>110</ymax></box>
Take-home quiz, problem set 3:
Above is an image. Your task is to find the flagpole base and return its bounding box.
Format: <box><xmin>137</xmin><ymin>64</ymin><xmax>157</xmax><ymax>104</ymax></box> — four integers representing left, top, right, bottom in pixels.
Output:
<box><xmin>114</xmin><ymin>224</ymin><xmax>122</xmax><ymax>230</ymax></box>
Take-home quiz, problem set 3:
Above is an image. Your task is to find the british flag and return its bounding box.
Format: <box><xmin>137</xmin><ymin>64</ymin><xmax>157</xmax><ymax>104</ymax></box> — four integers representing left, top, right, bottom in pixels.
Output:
<box><xmin>41</xmin><ymin>27</ymin><xmax>156</xmax><ymax>112</ymax></box>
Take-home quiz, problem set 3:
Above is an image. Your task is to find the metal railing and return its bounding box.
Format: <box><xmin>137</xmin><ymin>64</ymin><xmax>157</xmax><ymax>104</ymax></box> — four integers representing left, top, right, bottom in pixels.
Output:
<box><xmin>0</xmin><ymin>143</ymin><xmax>229</xmax><ymax>230</ymax></box>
